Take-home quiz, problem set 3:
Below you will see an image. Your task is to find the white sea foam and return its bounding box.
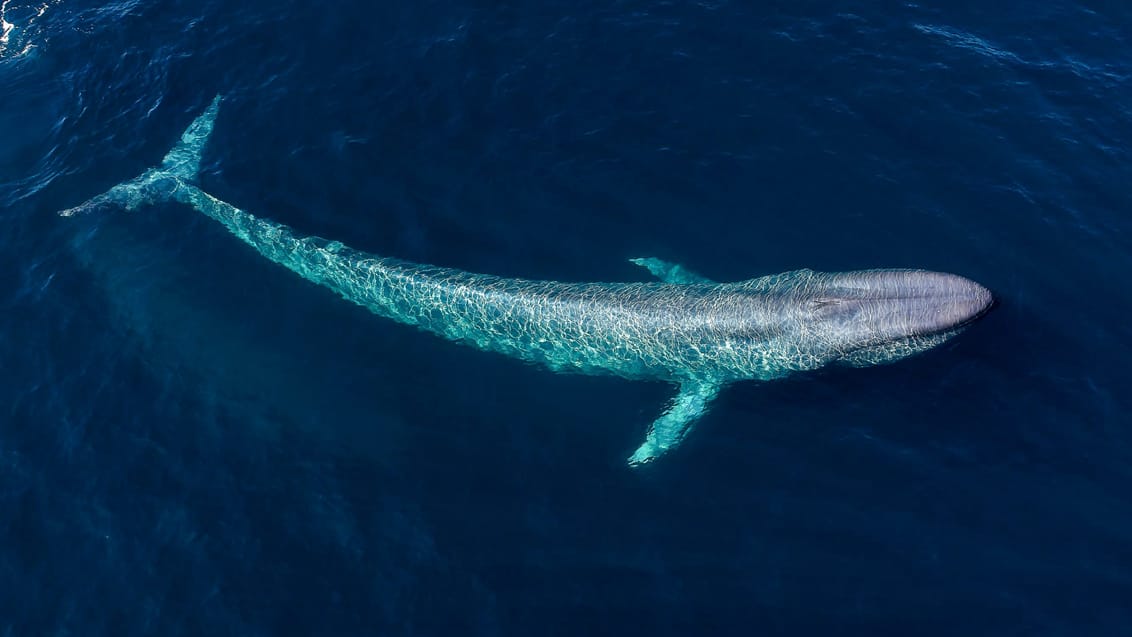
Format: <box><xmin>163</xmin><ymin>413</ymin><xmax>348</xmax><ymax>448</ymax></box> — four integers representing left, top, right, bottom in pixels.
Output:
<box><xmin>0</xmin><ymin>0</ymin><xmax>14</xmax><ymax>55</ymax></box>
<box><xmin>0</xmin><ymin>0</ymin><xmax>60</xmax><ymax>58</ymax></box>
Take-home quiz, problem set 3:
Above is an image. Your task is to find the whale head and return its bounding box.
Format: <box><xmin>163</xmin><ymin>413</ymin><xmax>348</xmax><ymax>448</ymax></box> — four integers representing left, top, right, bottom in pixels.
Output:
<box><xmin>793</xmin><ymin>269</ymin><xmax>994</xmax><ymax>367</ymax></box>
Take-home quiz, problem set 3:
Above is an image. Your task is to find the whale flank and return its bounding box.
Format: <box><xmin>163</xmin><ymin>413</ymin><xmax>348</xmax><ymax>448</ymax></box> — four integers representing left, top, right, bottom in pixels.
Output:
<box><xmin>62</xmin><ymin>97</ymin><xmax>994</xmax><ymax>465</ymax></box>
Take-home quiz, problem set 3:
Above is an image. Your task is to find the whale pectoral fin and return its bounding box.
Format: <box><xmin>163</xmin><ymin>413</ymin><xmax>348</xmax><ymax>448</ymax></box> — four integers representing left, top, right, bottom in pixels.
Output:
<box><xmin>629</xmin><ymin>257</ymin><xmax>715</xmax><ymax>284</ymax></box>
<box><xmin>628</xmin><ymin>381</ymin><xmax>723</xmax><ymax>466</ymax></box>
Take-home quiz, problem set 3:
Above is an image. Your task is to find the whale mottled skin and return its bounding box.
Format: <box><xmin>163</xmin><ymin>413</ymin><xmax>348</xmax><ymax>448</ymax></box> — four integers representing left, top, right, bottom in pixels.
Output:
<box><xmin>63</xmin><ymin>97</ymin><xmax>995</xmax><ymax>465</ymax></box>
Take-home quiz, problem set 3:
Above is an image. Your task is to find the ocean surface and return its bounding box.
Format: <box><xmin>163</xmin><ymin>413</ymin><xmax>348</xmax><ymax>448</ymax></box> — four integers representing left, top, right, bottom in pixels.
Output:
<box><xmin>2</xmin><ymin>0</ymin><xmax>1131</xmax><ymax>634</ymax></box>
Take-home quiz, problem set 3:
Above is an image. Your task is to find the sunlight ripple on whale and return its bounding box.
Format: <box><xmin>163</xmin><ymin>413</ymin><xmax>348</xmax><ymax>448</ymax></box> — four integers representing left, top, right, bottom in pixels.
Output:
<box><xmin>61</xmin><ymin>97</ymin><xmax>995</xmax><ymax>465</ymax></box>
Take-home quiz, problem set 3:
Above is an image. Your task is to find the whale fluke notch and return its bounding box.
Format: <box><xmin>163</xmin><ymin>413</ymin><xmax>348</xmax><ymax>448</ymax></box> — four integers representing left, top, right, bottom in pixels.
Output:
<box><xmin>59</xmin><ymin>95</ymin><xmax>222</xmax><ymax>217</ymax></box>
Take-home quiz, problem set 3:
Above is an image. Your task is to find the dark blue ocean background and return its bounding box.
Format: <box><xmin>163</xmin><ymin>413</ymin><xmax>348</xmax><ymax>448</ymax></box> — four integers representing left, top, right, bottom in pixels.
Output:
<box><xmin>2</xmin><ymin>0</ymin><xmax>1131</xmax><ymax>634</ymax></box>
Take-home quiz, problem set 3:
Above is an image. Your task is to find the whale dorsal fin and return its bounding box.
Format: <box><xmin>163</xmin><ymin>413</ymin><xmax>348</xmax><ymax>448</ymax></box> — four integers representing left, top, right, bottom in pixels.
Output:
<box><xmin>629</xmin><ymin>257</ymin><xmax>715</xmax><ymax>284</ymax></box>
<box><xmin>628</xmin><ymin>380</ymin><xmax>723</xmax><ymax>466</ymax></box>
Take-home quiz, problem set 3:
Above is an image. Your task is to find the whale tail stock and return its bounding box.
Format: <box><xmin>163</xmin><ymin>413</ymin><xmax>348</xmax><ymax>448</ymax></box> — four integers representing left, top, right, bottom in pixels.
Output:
<box><xmin>59</xmin><ymin>95</ymin><xmax>222</xmax><ymax>217</ymax></box>
<box><xmin>59</xmin><ymin>95</ymin><xmax>722</xmax><ymax>467</ymax></box>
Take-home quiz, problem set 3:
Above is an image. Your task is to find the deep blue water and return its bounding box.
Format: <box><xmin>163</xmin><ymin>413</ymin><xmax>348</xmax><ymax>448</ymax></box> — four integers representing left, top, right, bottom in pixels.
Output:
<box><xmin>2</xmin><ymin>0</ymin><xmax>1131</xmax><ymax>634</ymax></box>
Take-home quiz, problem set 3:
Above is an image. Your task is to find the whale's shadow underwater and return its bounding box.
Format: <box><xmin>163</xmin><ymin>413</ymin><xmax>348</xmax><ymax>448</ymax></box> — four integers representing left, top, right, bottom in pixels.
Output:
<box><xmin>63</xmin><ymin>97</ymin><xmax>995</xmax><ymax>466</ymax></box>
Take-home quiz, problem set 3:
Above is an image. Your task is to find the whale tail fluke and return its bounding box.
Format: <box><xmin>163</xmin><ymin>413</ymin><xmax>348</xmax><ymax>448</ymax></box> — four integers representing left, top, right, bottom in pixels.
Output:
<box><xmin>60</xmin><ymin>95</ymin><xmax>222</xmax><ymax>217</ymax></box>
<box><xmin>159</xmin><ymin>95</ymin><xmax>222</xmax><ymax>183</ymax></box>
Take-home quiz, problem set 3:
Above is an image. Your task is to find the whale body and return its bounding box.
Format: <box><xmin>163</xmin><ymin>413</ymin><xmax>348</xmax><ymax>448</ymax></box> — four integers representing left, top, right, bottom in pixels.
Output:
<box><xmin>63</xmin><ymin>97</ymin><xmax>994</xmax><ymax>465</ymax></box>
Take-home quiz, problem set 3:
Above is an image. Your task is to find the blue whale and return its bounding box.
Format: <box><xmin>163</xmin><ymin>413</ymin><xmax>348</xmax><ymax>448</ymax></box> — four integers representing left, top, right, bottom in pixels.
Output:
<box><xmin>63</xmin><ymin>97</ymin><xmax>994</xmax><ymax>465</ymax></box>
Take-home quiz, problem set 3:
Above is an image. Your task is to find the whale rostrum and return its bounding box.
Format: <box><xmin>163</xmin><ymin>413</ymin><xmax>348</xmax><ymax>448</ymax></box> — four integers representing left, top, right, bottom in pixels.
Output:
<box><xmin>63</xmin><ymin>97</ymin><xmax>995</xmax><ymax>465</ymax></box>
